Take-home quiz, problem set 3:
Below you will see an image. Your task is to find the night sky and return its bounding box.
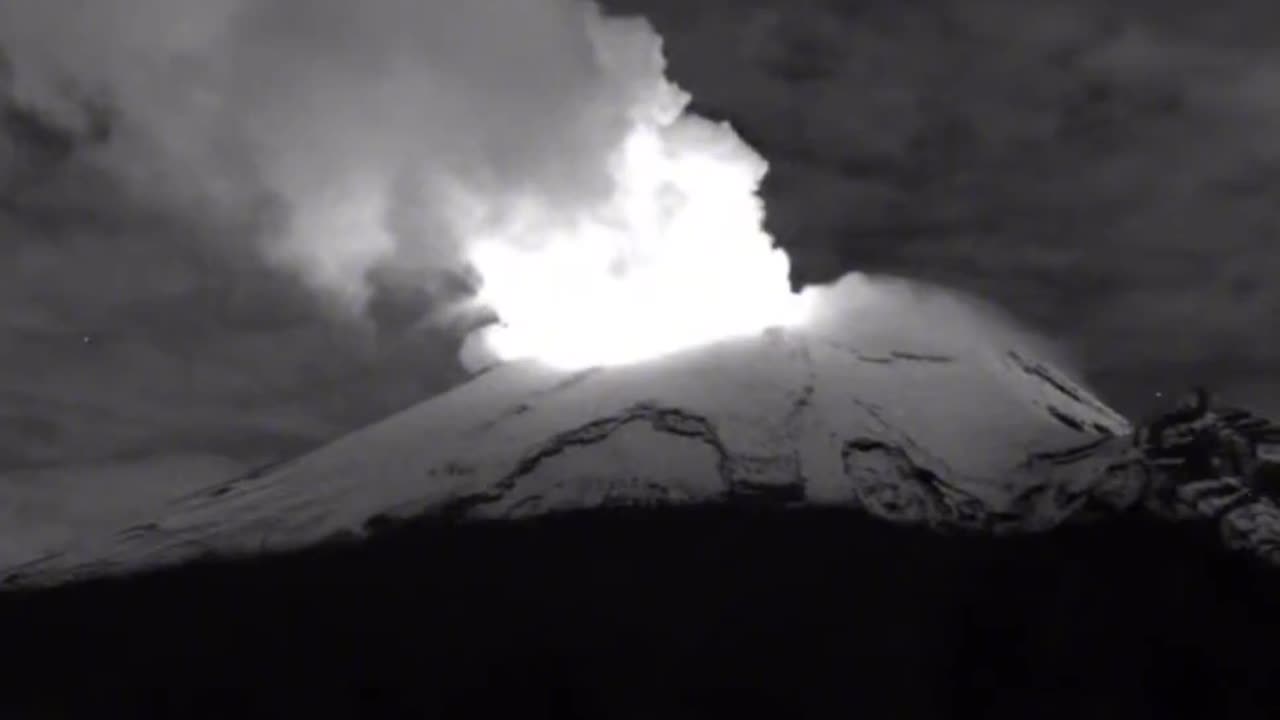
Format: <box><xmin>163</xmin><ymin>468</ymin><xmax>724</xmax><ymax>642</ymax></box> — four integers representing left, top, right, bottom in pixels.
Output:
<box><xmin>0</xmin><ymin>0</ymin><xmax>1277</xmax><ymax>474</ymax></box>
<box><xmin>626</xmin><ymin>0</ymin><xmax>1280</xmax><ymax>419</ymax></box>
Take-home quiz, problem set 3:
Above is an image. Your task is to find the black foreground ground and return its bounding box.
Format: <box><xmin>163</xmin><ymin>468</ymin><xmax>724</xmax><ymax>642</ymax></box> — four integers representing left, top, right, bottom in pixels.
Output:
<box><xmin>2</xmin><ymin>505</ymin><xmax>1279</xmax><ymax>719</ymax></box>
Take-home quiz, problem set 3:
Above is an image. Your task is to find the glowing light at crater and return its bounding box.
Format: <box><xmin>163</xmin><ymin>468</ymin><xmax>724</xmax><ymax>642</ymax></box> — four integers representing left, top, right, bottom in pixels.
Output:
<box><xmin>463</xmin><ymin>108</ymin><xmax>810</xmax><ymax>371</ymax></box>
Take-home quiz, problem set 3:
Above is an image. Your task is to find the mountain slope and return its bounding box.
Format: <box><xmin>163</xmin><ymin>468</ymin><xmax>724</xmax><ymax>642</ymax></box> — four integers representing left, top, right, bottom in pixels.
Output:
<box><xmin>4</xmin><ymin>291</ymin><xmax>1280</xmax><ymax>720</ymax></box>
<box><xmin>0</xmin><ymin>452</ymin><xmax>243</xmax><ymax>568</ymax></box>
<box><xmin>2</xmin><ymin>307</ymin><xmax>1141</xmax><ymax>586</ymax></box>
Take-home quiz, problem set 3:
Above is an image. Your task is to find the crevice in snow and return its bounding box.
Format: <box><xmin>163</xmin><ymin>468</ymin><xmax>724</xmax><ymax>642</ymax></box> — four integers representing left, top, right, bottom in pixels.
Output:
<box><xmin>470</xmin><ymin>402</ymin><xmax>533</xmax><ymax>434</ymax></box>
<box><xmin>887</xmin><ymin>351</ymin><xmax>954</xmax><ymax>363</ymax></box>
<box><xmin>1007</xmin><ymin>351</ymin><xmax>1087</xmax><ymax>404</ymax></box>
<box><xmin>1006</xmin><ymin>350</ymin><xmax>1120</xmax><ymax>425</ymax></box>
<box><xmin>421</xmin><ymin>405</ymin><xmax>737</xmax><ymax>522</ymax></box>
<box><xmin>841</xmin><ymin>437</ymin><xmax>986</xmax><ymax>528</ymax></box>
<box><xmin>172</xmin><ymin>456</ymin><xmax>298</xmax><ymax>506</ymax></box>
<box><xmin>1045</xmin><ymin>405</ymin><xmax>1088</xmax><ymax>433</ymax></box>
<box><xmin>467</xmin><ymin>368</ymin><xmax>601</xmax><ymax>435</ymax></box>
<box><xmin>116</xmin><ymin>522</ymin><xmax>161</xmax><ymax>541</ymax></box>
<box><xmin>846</xmin><ymin>396</ymin><xmax>957</xmax><ymax>479</ymax></box>
<box><xmin>3</xmin><ymin>547</ymin><xmax>66</xmax><ymax>586</ymax></box>
<box><xmin>1091</xmin><ymin>422</ymin><xmax>1116</xmax><ymax>436</ymax></box>
<box><xmin>1023</xmin><ymin>436</ymin><xmax>1115</xmax><ymax>467</ymax></box>
<box><xmin>431</xmin><ymin>403</ymin><xmax>815</xmax><ymax>522</ymax></box>
<box><xmin>813</xmin><ymin>338</ymin><xmax>956</xmax><ymax>366</ymax></box>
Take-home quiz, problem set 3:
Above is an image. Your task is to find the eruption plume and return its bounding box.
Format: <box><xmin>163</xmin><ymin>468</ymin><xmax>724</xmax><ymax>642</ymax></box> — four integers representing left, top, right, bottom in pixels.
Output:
<box><xmin>460</xmin><ymin>85</ymin><xmax>809</xmax><ymax>371</ymax></box>
<box><xmin>0</xmin><ymin>0</ymin><xmax>806</xmax><ymax>371</ymax></box>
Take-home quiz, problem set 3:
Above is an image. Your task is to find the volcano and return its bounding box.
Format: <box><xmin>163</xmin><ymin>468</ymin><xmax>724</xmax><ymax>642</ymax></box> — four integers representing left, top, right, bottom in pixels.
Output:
<box><xmin>8</xmin><ymin>276</ymin><xmax>1280</xmax><ymax>586</ymax></box>
<box><xmin>4</xmin><ymin>290</ymin><xmax>1280</xmax><ymax>719</ymax></box>
<box><xmin>2</xmin><ymin>287</ymin><xmax>1143</xmax><ymax>587</ymax></box>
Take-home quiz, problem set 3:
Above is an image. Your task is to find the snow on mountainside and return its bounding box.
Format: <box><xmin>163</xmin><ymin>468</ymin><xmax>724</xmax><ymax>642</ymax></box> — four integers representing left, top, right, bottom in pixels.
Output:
<box><xmin>1</xmin><ymin>291</ymin><xmax>1146</xmax><ymax>587</ymax></box>
<box><xmin>0</xmin><ymin>453</ymin><xmax>245</xmax><ymax>568</ymax></box>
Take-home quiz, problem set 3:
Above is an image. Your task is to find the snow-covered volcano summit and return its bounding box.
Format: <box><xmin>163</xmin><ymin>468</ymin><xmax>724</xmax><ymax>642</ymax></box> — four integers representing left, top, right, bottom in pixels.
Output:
<box><xmin>2</xmin><ymin>278</ymin><xmax>1151</xmax><ymax>587</ymax></box>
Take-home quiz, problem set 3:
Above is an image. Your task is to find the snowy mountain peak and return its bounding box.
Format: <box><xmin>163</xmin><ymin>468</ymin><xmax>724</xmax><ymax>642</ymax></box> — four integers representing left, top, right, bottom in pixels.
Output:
<box><xmin>2</xmin><ymin>308</ymin><xmax>1150</xmax><ymax>587</ymax></box>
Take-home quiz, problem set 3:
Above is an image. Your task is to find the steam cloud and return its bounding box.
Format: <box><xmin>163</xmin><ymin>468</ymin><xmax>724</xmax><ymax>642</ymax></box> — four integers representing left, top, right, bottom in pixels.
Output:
<box><xmin>0</xmin><ymin>0</ymin><xmax>688</xmax><ymax>315</ymax></box>
<box><xmin>0</xmin><ymin>0</ymin><xmax>1082</xmax><ymax>383</ymax></box>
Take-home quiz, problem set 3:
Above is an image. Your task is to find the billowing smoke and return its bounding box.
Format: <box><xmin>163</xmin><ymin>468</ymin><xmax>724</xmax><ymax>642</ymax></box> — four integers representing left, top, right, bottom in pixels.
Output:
<box><xmin>0</xmin><ymin>2</ymin><xmax>655</xmax><ymax>299</ymax></box>
<box><xmin>0</xmin><ymin>0</ymin><xmax>801</xmax><ymax>370</ymax></box>
<box><xmin>1</xmin><ymin>1</ymin><xmax>1082</xmax><ymax>386</ymax></box>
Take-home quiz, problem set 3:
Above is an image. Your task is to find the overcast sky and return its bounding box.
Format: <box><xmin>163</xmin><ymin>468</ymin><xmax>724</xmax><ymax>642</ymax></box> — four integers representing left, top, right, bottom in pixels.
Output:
<box><xmin>0</xmin><ymin>0</ymin><xmax>1277</xmax><ymax>472</ymax></box>
<box><xmin>623</xmin><ymin>0</ymin><xmax>1280</xmax><ymax>418</ymax></box>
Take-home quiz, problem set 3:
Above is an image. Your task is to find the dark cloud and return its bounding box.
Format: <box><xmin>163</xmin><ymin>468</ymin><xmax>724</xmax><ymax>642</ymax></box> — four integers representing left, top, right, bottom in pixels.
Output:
<box><xmin>611</xmin><ymin>0</ymin><xmax>1280</xmax><ymax>418</ymax></box>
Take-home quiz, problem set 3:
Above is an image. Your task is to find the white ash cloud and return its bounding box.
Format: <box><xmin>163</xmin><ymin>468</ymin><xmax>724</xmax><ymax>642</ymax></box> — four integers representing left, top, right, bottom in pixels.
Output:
<box><xmin>0</xmin><ymin>0</ymin><xmax>685</xmax><ymax>312</ymax></box>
